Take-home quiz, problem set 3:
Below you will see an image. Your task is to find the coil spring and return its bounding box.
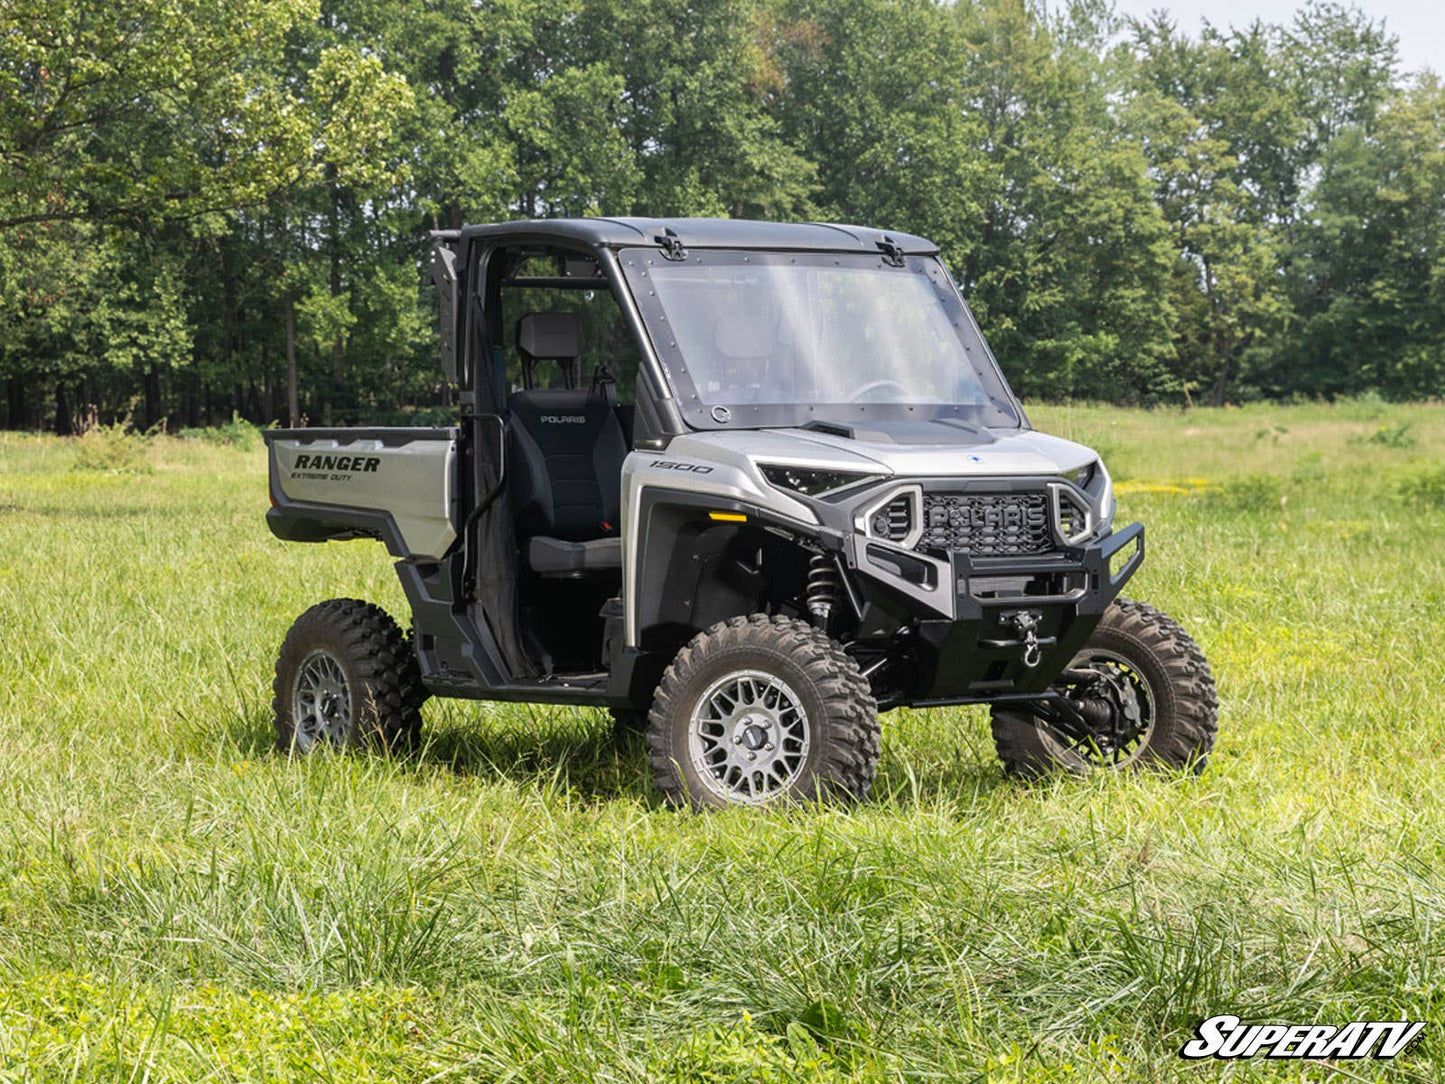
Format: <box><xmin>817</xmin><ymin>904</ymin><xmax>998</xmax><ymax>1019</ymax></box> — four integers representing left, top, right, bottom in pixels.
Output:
<box><xmin>806</xmin><ymin>554</ymin><xmax>839</xmax><ymax>627</ymax></box>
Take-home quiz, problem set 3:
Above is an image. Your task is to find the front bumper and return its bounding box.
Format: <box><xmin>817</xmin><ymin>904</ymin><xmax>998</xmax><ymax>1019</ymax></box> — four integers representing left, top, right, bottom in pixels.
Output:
<box><xmin>853</xmin><ymin>522</ymin><xmax>1145</xmax><ymax>706</ymax></box>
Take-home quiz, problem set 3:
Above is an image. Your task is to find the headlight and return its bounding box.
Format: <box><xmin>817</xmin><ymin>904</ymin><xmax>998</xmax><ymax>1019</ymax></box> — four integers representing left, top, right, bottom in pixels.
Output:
<box><xmin>1072</xmin><ymin>459</ymin><xmax>1116</xmax><ymax>534</ymax></box>
<box><xmin>760</xmin><ymin>464</ymin><xmax>880</xmax><ymax>497</ymax></box>
<box><xmin>1065</xmin><ymin>460</ymin><xmax>1097</xmax><ymax>489</ymax></box>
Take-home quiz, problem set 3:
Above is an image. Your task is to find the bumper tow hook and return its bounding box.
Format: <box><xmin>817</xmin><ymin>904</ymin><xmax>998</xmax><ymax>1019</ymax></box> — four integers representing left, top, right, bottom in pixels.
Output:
<box><xmin>1023</xmin><ymin>633</ymin><xmax>1042</xmax><ymax>669</ymax></box>
<box><xmin>984</xmin><ymin>610</ymin><xmax>1047</xmax><ymax>668</ymax></box>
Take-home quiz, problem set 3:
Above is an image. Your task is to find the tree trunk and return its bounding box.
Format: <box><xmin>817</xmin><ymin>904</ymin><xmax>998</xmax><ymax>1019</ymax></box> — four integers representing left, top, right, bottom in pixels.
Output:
<box><xmin>6</xmin><ymin>376</ymin><xmax>26</xmax><ymax>429</ymax></box>
<box><xmin>285</xmin><ymin>289</ymin><xmax>300</xmax><ymax>427</ymax></box>
<box><xmin>1211</xmin><ymin>355</ymin><xmax>1231</xmax><ymax>406</ymax></box>
<box><xmin>262</xmin><ymin>343</ymin><xmax>275</xmax><ymax>423</ymax></box>
<box><xmin>143</xmin><ymin>368</ymin><xmax>161</xmax><ymax>430</ymax></box>
<box><xmin>186</xmin><ymin>353</ymin><xmax>201</xmax><ymax>428</ymax></box>
<box><xmin>329</xmin><ymin>179</ymin><xmax>346</xmax><ymax>393</ymax></box>
<box><xmin>221</xmin><ymin>238</ymin><xmax>235</xmax><ymax>382</ymax></box>
<box><xmin>54</xmin><ymin>381</ymin><xmax>72</xmax><ymax>436</ymax></box>
<box><xmin>1201</xmin><ymin>258</ymin><xmax>1230</xmax><ymax>407</ymax></box>
<box><xmin>384</xmin><ymin>351</ymin><xmax>399</xmax><ymax>410</ymax></box>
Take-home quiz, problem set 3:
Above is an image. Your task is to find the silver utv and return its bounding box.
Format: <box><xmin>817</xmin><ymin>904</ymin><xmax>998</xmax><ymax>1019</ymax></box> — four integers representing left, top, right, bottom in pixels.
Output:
<box><xmin>265</xmin><ymin>218</ymin><xmax>1217</xmax><ymax>809</ymax></box>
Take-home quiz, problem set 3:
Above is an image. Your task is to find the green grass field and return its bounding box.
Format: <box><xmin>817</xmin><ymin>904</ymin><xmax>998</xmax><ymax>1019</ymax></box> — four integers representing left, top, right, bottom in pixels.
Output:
<box><xmin>1</xmin><ymin>401</ymin><xmax>1443</xmax><ymax>1082</ymax></box>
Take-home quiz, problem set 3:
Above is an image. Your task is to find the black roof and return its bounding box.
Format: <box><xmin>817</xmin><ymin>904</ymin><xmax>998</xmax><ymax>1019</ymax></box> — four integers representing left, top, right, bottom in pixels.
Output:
<box><xmin>450</xmin><ymin>217</ymin><xmax>937</xmax><ymax>255</ymax></box>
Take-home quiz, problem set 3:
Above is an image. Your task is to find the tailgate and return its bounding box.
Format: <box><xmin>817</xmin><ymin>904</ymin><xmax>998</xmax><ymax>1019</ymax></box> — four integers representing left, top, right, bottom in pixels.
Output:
<box><xmin>265</xmin><ymin>427</ymin><xmax>459</xmax><ymax>559</ymax></box>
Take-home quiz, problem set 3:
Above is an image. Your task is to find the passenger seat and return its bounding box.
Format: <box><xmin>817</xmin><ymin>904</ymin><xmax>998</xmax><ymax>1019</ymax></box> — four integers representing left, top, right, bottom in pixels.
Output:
<box><xmin>507</xmin><ymin>312</ymin><xmax>627</xmax><ymax>575</ymax></box>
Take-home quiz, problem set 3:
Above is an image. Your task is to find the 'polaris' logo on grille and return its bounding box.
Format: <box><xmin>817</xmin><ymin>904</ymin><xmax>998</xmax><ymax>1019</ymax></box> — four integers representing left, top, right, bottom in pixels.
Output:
<box><xmin>975</xmin><ymin>504</ymin><xmax>1023</xmax><ymax>526</ymax></box>
<box><xmin>292</xmin><ymin>454</ymin><xmax>380</xmax><ymax>472</ymax></box>
<box><xmin>540</xmin><ymin>415</ymin><xmax>587</xmax><ymax>424</ymax></box>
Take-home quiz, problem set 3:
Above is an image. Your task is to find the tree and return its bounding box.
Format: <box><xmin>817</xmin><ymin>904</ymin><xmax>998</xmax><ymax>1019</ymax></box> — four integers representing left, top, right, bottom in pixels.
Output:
<box><xmin>1128</xmin><ymin>16</ymin><xmax>1292</xmax><ymax>403</ymax></box>
<box><xmin>1260</xmin><ymin>77</ymin><xmax>1445</xmax><ymax>398</ymax></box>
<box><xmin>0</xmin><ymin>0</ymin><xmax>318</xmax><ymax>229</ymax></box>
<box><xmin>1</xmin><ymin>0</ymin><xmax>1440</xmax><ymax>425</ymax></box>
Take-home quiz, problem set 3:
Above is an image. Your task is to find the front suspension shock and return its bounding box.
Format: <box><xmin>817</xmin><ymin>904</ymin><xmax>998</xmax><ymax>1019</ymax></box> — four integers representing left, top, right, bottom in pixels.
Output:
<box><xmin>806</xmin><ymin>553</ymin><xmax>840</xmax><ymax>629</ymax></box>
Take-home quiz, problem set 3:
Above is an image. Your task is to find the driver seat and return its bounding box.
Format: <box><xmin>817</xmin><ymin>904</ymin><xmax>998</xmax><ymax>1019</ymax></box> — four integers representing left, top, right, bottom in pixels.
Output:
<box><xmin>507</xmin><ymin>312</ymin><xmax>626</xmax><ymax>575</ymax></box>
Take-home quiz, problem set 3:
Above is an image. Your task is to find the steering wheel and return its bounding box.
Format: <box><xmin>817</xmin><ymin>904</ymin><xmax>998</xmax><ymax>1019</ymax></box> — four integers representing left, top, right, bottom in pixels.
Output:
<box><xmin>848</xmin><ymin>379</ymin><xmax>911</xmax><ymax>403</ymax></box>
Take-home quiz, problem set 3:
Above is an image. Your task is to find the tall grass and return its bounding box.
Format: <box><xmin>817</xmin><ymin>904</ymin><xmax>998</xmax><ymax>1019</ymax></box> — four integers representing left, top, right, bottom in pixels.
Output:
<box><xmin>0</xmin><ymin>401</ymin><xmax>1442</xmax><ymax>1081</ymax></box>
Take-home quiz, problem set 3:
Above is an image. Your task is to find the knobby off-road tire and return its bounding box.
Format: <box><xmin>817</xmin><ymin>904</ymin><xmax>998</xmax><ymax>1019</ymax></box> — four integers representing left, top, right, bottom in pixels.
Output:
<box><xmin>273</xmin><ymin>599</ymin><xmax>428</xmax><ymax>754</ymax></box>
<box><xmin>991</xmin><ymin>598</ymin><xmax>1218</xmax><ymax>778</ymax></box>
<box><xmin>647</xmin><ymin>615</ymin><xmax>880</xmax><ymax>811</ymax></box>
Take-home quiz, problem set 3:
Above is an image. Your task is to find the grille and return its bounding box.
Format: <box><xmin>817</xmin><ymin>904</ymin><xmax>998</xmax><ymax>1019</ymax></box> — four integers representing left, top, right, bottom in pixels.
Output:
<box><xmin>869</xmin><ymin>493</ymin><xmax>914</xmax><ymax>542</ymax></box>
<box><xmin>919</xmin><ymin>492</ymin><xmax>1053</xmax><ymax>556</ymax></box>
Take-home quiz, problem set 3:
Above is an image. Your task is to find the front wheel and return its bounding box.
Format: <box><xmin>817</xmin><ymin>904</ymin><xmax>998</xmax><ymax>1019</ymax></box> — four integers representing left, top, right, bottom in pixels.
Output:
<box><xmin>991</xmin><ymin>598</ymin><xmax>1218</xmax><ymax>778</ymax></box>
<box><xmin>647</xmin><ymin>615</ymin><xmax>880</xmax><ymax>810</ymax></box>
<box><xmin>272</xmin><ymin>599</ymin><xmax>428</xmax><ymax>754</ymax></box>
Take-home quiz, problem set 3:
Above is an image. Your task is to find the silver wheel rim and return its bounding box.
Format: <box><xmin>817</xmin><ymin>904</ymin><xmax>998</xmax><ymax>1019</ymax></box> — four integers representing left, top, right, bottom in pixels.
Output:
<box><xmin>291</xmin><ymin>649</ymin><xmax>353</xmax><ymax>752</ymax></box>
<box><xmin>1045</xmin><ymin>647</ymin><xmax>1156</xmax><ymax>768</ymax></box>
<box><xmin>687</xmin><ymin>669</ymin><xmax>811</xmax><ymax>804</ymax></box>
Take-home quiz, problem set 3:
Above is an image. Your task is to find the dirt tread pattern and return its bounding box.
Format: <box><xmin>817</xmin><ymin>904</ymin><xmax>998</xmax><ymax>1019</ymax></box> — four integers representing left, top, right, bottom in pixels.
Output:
<box><xmin>272</xmin><ymin>598</ymin><xmax>429</xmax><ymax>754</ymax></box>
<box><xmin>991</xmin><ymin>597</ymin><xmax>1219</xmax><ymax>778</ymax></box>
<box><xmin>647</xmin><ymin>614</ymin><xmax>880</xmax><ymax>810</ymax></box>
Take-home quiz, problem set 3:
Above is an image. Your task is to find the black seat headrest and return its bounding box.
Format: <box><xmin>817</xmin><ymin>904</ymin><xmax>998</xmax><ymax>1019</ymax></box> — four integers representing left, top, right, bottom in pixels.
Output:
<box><xmin>517</xmin><ymin>312</ymin><xmax>581</xmax><ymax>389</ymax></box>
<box><xmin>517</xmin><ymin>312</ymin><xmax>581</xmax><ymax>362</ymax></box>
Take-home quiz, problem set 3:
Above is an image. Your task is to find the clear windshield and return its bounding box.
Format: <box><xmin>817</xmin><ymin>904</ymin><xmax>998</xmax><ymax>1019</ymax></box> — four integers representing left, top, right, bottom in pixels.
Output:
<box><xmin>623</xmin><ymin>250</ymin><xmax>1020</xmax><ymax>429</ymax></box>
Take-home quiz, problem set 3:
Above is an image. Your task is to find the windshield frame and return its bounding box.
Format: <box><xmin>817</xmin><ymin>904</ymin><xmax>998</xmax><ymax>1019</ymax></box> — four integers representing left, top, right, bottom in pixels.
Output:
<box><xmin>618</xmin><ymin>248</ymin><xmax>1023</xmax><ymax>432</ymax></box>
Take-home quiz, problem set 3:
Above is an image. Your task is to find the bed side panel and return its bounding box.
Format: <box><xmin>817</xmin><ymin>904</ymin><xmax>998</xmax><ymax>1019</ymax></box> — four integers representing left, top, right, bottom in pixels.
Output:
<box><xmin>266</xmin><ymin>428</ymin><xmax>459</xmax><ymax>559</ymax></box>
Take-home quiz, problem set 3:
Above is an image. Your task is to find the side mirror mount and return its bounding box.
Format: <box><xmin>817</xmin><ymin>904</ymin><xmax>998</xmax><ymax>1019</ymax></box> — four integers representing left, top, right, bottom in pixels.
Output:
<box><xmin>430</xmin><ymin>239</ymin><xmax>460</xmax><ymax>386</ymax></box>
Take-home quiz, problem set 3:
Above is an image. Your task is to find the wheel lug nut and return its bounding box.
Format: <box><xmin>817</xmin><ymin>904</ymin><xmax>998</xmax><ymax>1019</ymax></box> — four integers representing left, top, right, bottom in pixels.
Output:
<box><xmin>745</xmin><ymin>751</ymin><xmax>756</xmax><ymax>761</ymax></box>
<box><xmin>733</xmin><ymin>734</ymin><xmax>743</xmax><ymax>744</ymax></box>
<box><xmin>764</xmin><ymin>742</ymin><xmax>774</xmax><ymax>752</ymax></box>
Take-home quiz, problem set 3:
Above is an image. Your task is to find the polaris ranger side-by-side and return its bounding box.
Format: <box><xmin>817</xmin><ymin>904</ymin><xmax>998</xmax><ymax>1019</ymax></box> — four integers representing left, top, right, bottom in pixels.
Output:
<box><xmin>265</xmin><ymin>218</ymin><xmax>1217</xmax><ymax>809</ymax></box>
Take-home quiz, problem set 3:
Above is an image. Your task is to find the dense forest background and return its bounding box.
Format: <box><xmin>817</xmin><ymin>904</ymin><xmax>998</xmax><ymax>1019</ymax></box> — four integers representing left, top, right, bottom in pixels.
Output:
<box><xmin>2</xmin><ymin>0</ymin><xmax>1441</xmax><ymax>431</ymax></box>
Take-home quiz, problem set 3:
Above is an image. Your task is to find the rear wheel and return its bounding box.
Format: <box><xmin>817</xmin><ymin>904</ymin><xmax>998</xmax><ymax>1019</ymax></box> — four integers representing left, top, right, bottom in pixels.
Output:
<box><xmin>991</xmin><ymin>598</ymin><xmax>1217</xmax><ymax>777</ymax></box>
<box><xmin>273</xmin><ymin>599</ymin><xmax>428</xmax><ymax>754</ymax></box>
<box><xmin>647</xmin><ymin>615</ymin><xmax>880</xmax><ymax>810</ymax></box>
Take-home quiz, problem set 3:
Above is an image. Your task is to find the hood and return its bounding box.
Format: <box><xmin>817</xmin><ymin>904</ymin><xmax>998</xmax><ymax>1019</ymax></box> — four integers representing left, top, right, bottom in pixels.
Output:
<box><xmin>652</xmin><ymin>419</ymin><xmax>1109</xmax><ymax>534</ymax></box>
<box><xmin>760</xmin><ymin>419</ymin><xmax>1097</xmax><ymax>477</ymax></box>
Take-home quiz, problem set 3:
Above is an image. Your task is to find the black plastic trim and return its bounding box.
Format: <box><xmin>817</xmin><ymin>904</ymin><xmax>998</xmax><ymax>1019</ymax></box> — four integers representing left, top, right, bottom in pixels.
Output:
<box><xmin>263</xmin><ymin>426</ymin><xmax>455</xmax><ymax>446</ymax></box>
<box><xmin>264</xmin><ymin>500</ymin><xmax>406</xmax><ymax>556</ymax></box>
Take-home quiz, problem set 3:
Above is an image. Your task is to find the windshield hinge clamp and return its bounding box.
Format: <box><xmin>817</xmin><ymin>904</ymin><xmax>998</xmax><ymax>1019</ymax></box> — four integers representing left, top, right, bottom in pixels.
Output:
<box><xmin>876</xmin><ymin>236</ymin><xmax>906</xmax><ymax>267</ymax></box>
<box><xmin>655</xmin><ymin>228</ymin><xmax>688</xmax><ymax>261</ymax></box>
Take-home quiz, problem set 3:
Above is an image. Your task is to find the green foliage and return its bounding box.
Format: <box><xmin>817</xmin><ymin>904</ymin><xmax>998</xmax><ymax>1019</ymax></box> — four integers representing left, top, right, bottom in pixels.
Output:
<box><xmin>1261</xmin><ymin>76</ymin><xmax>1445</xmax><ymax>400</ymax></box>
<box><xmin>71</xmin><ymin>422</ymin><xmax>152</xmax><ymax>473</ymax></box>
<box><xmin>1208</xmin><ymin>473</ymin><xmax>1283</xmax><ymax>514</ymax></box>
<box><xmin>0</xmin><ymin>0</ymin><xmax>320</xmax><ymax>229</ymax></box>
<box><xmin>1399</xmin><ymin>464</ymin><xmax>1445</xmax><ymax>508</ymax></box>
<box><xmin>1354</xmin><ymin>421</ymin><xmax>1416</xmax><ymax>448</ymax></box>
<box><xmin>178</xmin><ymin>414</ymin><xmax>264</xmax><ymax>450</ymax></box>
<box><xmin>1</xmin><ymin>0</ymin><xmax>1442</xmax><ymax>430</ymax></box>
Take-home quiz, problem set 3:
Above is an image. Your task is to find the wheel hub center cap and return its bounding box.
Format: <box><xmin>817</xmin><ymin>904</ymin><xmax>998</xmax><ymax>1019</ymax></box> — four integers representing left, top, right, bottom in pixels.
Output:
<box><xmin>740</xmin><ymin>722</ymin><xmax>768</xmax><ymax>750</ymax></box>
